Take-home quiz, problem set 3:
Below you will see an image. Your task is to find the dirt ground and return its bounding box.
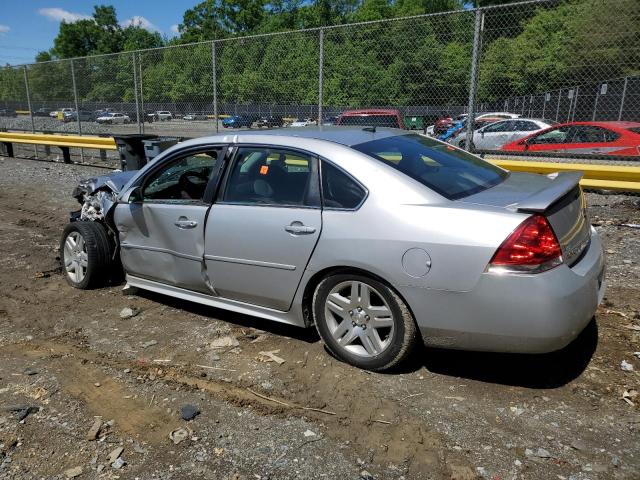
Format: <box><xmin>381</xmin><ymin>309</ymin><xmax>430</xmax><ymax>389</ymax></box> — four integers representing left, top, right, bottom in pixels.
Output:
<box><xmin>0</xmin><ymin>157</ymin><xmax>639</xmax><ymax>480</ymax></box>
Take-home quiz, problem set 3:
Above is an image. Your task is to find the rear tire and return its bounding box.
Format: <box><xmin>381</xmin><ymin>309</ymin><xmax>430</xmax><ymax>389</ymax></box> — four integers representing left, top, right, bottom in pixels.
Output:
<box><xmin>313</xmin><ymin>274</ymin><xmax>417</xmax><ymax>371</ymax></box>
<box><xmin>60</xmin><ymin>222</ymin><xmax>113</xmax><ymax>289</ymax></box>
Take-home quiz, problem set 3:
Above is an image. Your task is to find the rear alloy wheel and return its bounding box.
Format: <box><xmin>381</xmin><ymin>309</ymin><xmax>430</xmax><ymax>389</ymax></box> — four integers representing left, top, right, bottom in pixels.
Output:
<box><xmin>313</xmin><ymin>274</ymin><xmax>417</xmax><ymax>371</ymax></box>
<box><xmin>60</xmin><ymin>222</ymin><xmax>112</xmax><ymax>289</ymax></box>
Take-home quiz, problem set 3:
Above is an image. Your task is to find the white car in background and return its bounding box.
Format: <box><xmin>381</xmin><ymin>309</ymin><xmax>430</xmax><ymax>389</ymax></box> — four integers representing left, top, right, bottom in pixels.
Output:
<box><xmin>476</xmin><ymin>112</ymin><xmax>521</xmax><ymax>120</ymax></box>
<box><xmin>96</xmin><ymin>112</ymin><xmax>131</xmax><ymax>125</ymax></box>
<box><xmin>450</xmin><ymin>118</ymin><xmax>557</xmax><ymax>150</ymax></box>
<box><xmin>155</xmin><ymin>111</ymin><xmax>173</xmax><ymax>121</ymax></box>
<box><xmin>289</xmin><ymin>118</ymin><xmax>314</xmax><ymax>127</ymax></box>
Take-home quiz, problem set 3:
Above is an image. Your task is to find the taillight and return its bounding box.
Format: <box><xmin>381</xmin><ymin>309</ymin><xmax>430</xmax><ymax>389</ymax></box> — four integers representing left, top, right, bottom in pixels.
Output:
<box><xmin>487</xmin><ymin>215</ymin><xmax>563</xmax><ymax>274</ymax></box>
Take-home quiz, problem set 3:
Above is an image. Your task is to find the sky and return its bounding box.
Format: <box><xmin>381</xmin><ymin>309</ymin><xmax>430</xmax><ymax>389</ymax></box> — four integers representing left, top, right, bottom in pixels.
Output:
<box><xmin>0</xmin><ymin>1</ymin><xmax>199</xmax><ymax>66</ymax></box>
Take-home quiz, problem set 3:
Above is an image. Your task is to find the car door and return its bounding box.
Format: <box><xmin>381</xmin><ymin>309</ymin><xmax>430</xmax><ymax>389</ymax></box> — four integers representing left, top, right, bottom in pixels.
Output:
<box><xmin>476</xmin><ymin>120</ymin><xmax>510</xmax><ymax>150</ymax></box>
<box><xmin>204</xmin><ymin>146</ymin><xmax>322</xmax><ymax>311</ymax></box>
<box><xmin>562</xmin><ymin>125</ymin><xmax>620</xmax><ymax>155</ymax></box>
<box><xmin>525</xmin><ymin>125</ymin><xmax>571</xmax><ymax>153</ymax></box>
<box><xmin>113</xmin><ymin>146</ymin><xmax>225</xmax><ymax>293</ymax></box>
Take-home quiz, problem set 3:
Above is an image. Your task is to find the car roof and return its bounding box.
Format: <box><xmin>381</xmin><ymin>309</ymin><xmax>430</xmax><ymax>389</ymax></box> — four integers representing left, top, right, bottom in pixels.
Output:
<box><xmin>236</xmin><ymin>126</ymin><xmax>409</xmax><ymax>146</ymax></box>
<box><xmin>182</xmin><ymin>126</ymin><xmax>410</xmax><ymax>148</ymax></box>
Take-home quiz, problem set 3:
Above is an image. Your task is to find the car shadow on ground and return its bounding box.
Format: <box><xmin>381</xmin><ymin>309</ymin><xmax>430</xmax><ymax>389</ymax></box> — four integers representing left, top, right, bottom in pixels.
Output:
<box><xmin>409</xmin><ymin>318</ymin><xmax>599</xmax><ymax>389</ymax></box>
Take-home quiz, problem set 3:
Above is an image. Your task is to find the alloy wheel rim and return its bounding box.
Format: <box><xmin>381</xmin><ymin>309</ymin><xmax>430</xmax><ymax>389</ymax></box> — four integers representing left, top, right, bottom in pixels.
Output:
<box><xmin>63</xmin><ymin>231</ymin><xmax>88</xmax><ymax>283</ymax></box>
<box><xmin>324</xmin><ymin>281</ymin><xmax>395</xmax><ymax>358</ymax></box>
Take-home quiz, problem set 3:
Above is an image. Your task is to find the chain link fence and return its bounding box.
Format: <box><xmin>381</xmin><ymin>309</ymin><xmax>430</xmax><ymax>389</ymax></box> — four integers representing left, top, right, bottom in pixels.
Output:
<box><xmin>0</xmin><ymin>0</ymin><xmax>638</xmax><ymax>161</ymax></box>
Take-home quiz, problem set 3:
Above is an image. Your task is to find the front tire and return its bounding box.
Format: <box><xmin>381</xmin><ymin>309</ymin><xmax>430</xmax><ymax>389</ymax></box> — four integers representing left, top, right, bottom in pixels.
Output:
<box><xmin>60</xmin><ymin>222</ymin><xmax>113</xmax><ymax>289</ymax></box>
<box><xmin>313</xmin><ymin>274</ymin><xmax>417</xmax><ymax>371</ymax></box>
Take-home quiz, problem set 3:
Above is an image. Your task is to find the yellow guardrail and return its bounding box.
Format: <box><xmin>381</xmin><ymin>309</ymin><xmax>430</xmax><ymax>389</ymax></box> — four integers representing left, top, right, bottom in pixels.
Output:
<box><xmin>0</xmin><ymin>132</ymin><xmax>117</xmax><ymax>164</ymax></box>
<box><xmin>0</xmin><ymin>132</ymin><xmax>116</xmax><ymax>150</ymax></box>
<box><xmin>490</xmin><ymin>159</ymin><xmax>640</xmax><ymax>192</ymax></box>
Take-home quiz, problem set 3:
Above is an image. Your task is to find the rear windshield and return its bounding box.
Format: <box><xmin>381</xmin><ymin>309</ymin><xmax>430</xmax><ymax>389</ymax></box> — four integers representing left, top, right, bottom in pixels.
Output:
<box><xmin>353</xmin><ymin>134</ymin><xmax>508</xmax><ymax>200</ymax></box>
<box><xmin>339</xmin><ymin>115</ymin><xmax>399</xmax><ymax>128</ymax></box>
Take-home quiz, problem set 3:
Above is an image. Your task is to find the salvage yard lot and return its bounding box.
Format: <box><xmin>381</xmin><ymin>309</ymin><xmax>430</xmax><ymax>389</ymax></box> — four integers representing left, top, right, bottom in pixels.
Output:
<box><xmin>0</xmin><ymin>157</ymin><xmax>639</xmax><ymax>479</ymax></box>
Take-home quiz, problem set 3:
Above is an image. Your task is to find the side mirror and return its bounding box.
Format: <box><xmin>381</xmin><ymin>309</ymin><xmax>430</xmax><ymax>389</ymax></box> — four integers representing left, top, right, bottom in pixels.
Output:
<box><xmin>122</xmin><ymin>185</ymin><xmax>142</xmax><ymax>204</ymax></box>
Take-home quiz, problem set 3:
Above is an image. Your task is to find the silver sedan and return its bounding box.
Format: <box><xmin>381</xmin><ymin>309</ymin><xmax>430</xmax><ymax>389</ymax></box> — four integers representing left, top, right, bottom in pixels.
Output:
<box><xmin>61</xmin><ymin>127</ymin><xmax>605</xmax><ymax>371</ymax></box>
<box><xmin>451</xmin><ymin>118</ymin><xmax>556</xmax><ymax>150</ymax></box>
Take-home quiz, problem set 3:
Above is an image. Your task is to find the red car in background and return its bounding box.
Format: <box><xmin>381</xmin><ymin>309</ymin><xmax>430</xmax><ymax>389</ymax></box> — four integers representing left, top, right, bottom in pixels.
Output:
<box><xmin>502</xmin><ymin>121</ymin><xmax>640</xmax><ymax>156</ymax></box>
<box><xmin>336</xmin><ymin>109</ymin><xmax>404</xmax><ymax>129</ymax></box>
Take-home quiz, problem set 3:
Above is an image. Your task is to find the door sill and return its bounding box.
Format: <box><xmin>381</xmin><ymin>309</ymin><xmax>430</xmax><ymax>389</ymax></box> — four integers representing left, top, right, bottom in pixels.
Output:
<box><xmin>125</xmin><ymin>274</ymin><xmax>303</xmax><ymax>327</ymax></box>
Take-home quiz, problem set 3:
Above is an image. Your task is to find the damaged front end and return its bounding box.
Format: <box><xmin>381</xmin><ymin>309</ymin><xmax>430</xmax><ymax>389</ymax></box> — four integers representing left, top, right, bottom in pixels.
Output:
<box><xmin>71</xmin><ymin>170</ymin><xmax>137</xmax><ymax>223</ymax></box>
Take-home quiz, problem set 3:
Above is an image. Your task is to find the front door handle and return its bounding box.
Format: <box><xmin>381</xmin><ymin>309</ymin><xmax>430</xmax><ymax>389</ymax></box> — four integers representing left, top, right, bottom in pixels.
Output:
<box><xmin>174</xmin><ymin>218</ymin><xmax>198</xmax><ymax>229</ymax></box>
<box><xmin>285</xmin><ymin>222</ymin><xmax>316</xmax><ymax>235</ymax></box>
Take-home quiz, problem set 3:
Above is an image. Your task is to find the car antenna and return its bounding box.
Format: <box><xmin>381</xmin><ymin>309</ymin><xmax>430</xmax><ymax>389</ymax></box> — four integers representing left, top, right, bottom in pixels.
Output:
<box><xmin>362</xmin><ymin>126</ymin><xmax>376</xmax><ymax>133</ymax></box>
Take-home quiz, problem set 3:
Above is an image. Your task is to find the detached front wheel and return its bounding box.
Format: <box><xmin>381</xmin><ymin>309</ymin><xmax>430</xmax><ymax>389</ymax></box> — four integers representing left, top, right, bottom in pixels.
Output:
<box><xmin>60</xmin><ymin>222</ymin><xmax>113</xmax><ymax>289</ymax></box>
<box><xmin>313</xmin><ymin>274</ymin><xmax>417</xmax><ymax>371</ymax></box>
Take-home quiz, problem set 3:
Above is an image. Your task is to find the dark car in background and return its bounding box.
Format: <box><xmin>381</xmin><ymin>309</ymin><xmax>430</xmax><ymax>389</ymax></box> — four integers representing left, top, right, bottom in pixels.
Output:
<box><xmin>0</xmin><ymin>108</ymin><xmax>18</xmax><ymax>118</ymax></box>
<box><xmin>33</xmin><ymin>107</ymin><xmax>53</xmax><ymax>117</ymax></box>
<box><xmin>255</xmin><ymin>115</ymin><xmax>284</xmax><ymax>128</ymax></box>
<box><xmin>336</xmin><ymin>109</ymin><xmax>404</xmax><ymax>129</ymax></box>
<box><xmin>222</xmin><ymin>115</ymin><xmax>259</xmax><ymax>128</ymax></box>
<box><xmin>63</xmin><ymin>110</ymin><xmax>94</xmax><ymax>123</ymax></box>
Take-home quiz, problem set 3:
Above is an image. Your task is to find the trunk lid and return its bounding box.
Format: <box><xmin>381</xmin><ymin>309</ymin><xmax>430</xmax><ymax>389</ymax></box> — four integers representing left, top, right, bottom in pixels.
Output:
<box><xmin>462</xmin><ymin>171</ymin><xmax>591</xmax><ymax>266</ymax></box>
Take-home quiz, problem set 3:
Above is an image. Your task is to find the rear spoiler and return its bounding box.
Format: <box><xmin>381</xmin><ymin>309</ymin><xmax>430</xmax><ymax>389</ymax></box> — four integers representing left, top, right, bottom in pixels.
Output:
<box><xmin>513</xmin><ymin>171</ymin><xmax>583</xmax><ymax>213</ymax></box>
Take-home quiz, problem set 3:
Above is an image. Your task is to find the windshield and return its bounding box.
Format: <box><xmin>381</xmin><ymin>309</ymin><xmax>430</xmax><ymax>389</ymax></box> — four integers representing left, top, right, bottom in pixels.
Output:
<box><xmin>353</xmin><ymin>134</ymin><xmax>508</xmax><ymax>200</ymax></box>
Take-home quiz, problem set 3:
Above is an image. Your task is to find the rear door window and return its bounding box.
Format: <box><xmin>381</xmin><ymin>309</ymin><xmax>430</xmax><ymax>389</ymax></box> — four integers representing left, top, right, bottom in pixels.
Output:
<box><xmin>321</xmin><ymin>161</ymin><xmax>366</xmax><ymax>209</ymax></box>
<box><xmin>567</xmin><ymin>126</ymin><xmax>619</xmax><ymax>143</ymax></box>
<box><xmin>353</xmin><ymin>134</ymin><xmax>507</xmax><ymax>200</ymax></box>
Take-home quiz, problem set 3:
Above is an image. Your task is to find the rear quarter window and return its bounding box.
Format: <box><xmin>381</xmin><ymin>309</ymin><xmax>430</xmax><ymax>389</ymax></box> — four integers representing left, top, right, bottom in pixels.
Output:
<box><xmin>353</xmin><ymin>134</ymin><xmax>508</xmax><ymax>200</ymax></box>
<box><xmin>321</xmin><ymin>161</ymin><xmax>366</xmax><ymax>209</ymax></box>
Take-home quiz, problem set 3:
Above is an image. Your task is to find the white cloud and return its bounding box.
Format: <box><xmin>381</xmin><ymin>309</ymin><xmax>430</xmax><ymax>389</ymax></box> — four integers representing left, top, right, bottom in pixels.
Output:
<box><xmin>38</xmin><ymin>7</ymin><xmax>91</xmax><ymax>23</ymax></box>
<box><xmin>121</xmin><ymin>16</ymin><xmax>159</xmax><ymax>32</ymax></box>
<box><xmin>170</xmin><ymin>24</ymin><xmax>180</xmax><ymax>34</ymax></box>
<box><xmin>0</xmin><ymin>25</ymin><xmax>10</xmax><ymax>35</ymax></box>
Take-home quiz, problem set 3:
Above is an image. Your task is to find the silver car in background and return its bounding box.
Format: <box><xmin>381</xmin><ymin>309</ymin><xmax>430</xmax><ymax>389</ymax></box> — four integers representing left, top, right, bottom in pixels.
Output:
<box><xmin>451</xmin><ymin>118</ymin><xmax>556</xmax><ymax>150</ymax></box>
<box><xmin>60</xmin><ymin>128</ymin><xmax>605</xmax><ymax>371</ymax></box>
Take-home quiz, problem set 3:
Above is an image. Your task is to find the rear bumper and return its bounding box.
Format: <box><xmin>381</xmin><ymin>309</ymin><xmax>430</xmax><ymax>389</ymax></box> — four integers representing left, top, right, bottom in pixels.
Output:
<box><xmin>402</xmin><ymin>227</ymin><xmax>605</xmax><ymax>353</ymax></box>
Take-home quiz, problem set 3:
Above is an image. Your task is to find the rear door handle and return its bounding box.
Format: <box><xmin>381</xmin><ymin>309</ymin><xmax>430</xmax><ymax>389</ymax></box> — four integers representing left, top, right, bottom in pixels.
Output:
<box><xmin>285</xmin><ymin>223</ymin><xmax>316</xmax><ymax>235</ymax></box>
<box><xmin>174</xmin><ymin>218</ymin><xmax>198</xmax><ymax>229</ymax></box>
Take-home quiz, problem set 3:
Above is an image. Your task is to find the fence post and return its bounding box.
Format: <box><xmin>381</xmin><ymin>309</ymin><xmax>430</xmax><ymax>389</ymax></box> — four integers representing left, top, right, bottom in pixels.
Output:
<box><xmin>132</xmin><ymin>53</ymin><xmax>142</xmax><ymax>134</ymax></box>
<box><xmin>70</xmin><ymin>59</ymin><xmax>84</xmax><ymax>162</ymax></box>
<box><xmin>318</xmin><ymin>28</ymin><xmax>325</xmax><ymax>127</ymax></box>
<box><xmin>555</xmin><ymin>89</ymin><xmax>562</xmax><ymax>121</ymax></box>
<box><xmin>592</xmin><ymin>85</ymin><xmax>599</xmax><ymax>121</ymax></box>
<box><xmin>571</xmin><ymin>86</ymin><xmax>579</xmax><ymax>121</ymax></box>
<box><xmin>138</xmin><ymin>53</ymin><xmax>145</xmax><ymax>134</ymax></box>
<box><xmin>464</xmin><ymin>9</ymin><xmax>483</xmax><ymax>152</ymax></box>
<box><xmin>618</xmin><ymin>76</ymin><xmax>628</xmax><ymax>120</ymax></box>
<box><xmin>22</xmin><ymin>65</ymin><xmax>37</xmax><ymax>158</ymax></box>
<box><xmin>211</xmin><ymin>41</ymin><xmax>218</xmax><ymax>133</ymax></box>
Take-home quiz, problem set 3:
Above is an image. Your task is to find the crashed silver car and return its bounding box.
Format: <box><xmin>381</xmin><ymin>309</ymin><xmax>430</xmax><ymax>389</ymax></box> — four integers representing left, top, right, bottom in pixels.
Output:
<box><xmin>61</xmin><ymin>127</ymin><xmax>605</xmax><ymax>371</ymax></box>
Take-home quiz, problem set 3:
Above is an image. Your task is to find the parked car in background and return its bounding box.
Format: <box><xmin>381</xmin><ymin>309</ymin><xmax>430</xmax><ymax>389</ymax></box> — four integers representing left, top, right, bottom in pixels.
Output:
<box><xmin>61</xmin><ymin>127</ymin><xmax>605</xmax><ymax>371</ymax></box>
<box><xmin>154</xmin><ymin>111</ymin><xmax>173</xmax><ymax>121</ymax></box>
<box><xmin>0</xmin><ymin>108</ymin><xmax>17</xmax><ymax>117</ymax></box>
<box><xmin>429</xmin><ymin>113</ymin><xmax>467</xmax><ymax>136</ymax></box>
<box><xmin>222</xmin><ymin>115</ymin><xmax>258</xmax><ymax>128</ymax></box>
<box><xmin>255</xmin><ymin>115</ymin><xmax>284</xmax><ymax>128</ymax></box>
<box><xmin>63</xmin><ymin>110</ymin><xmax>94</xmax><ymax>123</ymax></box>
<box><xmin>96</xmin><ymin>112</ymin><xmax>131</xmax><ymax>124</ymax></box>
<box><xmin>183</xmin><ymin>113</ymin><xmax>208</xmax><ymax>121</ymax></box>
<box><xmin>52</xmin><ymin>108</ymin><xmax>74</xmax><ymax>119</ymax></box>
<box><xmin>92</xmin><ymin>109</ymin><xmax>113</xmax><ymax>121</ymax></box>
<box><xmin>476</xmin><ymin>112</ymin><xmax>520</xmax><ymax>120</ymax></box>
<box><xmin>502</xmin><ymin>121</ymin><xmax>640</xmax><ymax>156</ymax></box>
<box><xmin>336</xmin><ymin>109</ymin><xmax>404</xmax><ymax>129</ymax></box>
<box><xmin>322</xmin><ymin>116</ymin><xmax>339</xmax><ymax>126</ymax></box>
<box><xmin>289</xmin><ymin>118</ymin><xmax>315</xmax><ymax>127</ymax></box>
<box><xmin>450</xmin><ymin>118</ymin><xmax>557</xmax><ymax>150</ymax></box>
<box><xmin>33</xmin><ymin>107</ymin><xmax>53</xmax><ymax>117</ymax></box>
<box><xmin>439</xmin><ymin>117</ymin><xmax>503</xmax><ymax>143</ymax></box>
